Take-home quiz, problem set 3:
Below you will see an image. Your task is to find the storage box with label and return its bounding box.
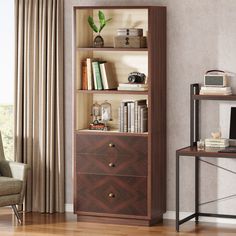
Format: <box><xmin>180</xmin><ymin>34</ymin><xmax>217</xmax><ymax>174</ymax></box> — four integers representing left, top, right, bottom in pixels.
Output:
<box><xmin>114</xmin><ymin>36</ymin><xmax>147</xmax><ymax>48</ymax></box>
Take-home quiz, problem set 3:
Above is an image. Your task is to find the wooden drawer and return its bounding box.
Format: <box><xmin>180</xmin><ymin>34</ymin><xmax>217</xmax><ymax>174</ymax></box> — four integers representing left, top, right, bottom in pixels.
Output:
<box><xmin>76</xmin><ymin>134</ymin><xmax>147</xmax><ymax>156</ymax></box>
<box><xmin>76</xmin><ymin>153</ymin><xmax>147</xmax><ymax>176</ymax></box>
<box><xmin>75</xmin><ymin>174</ymin><xmax>147</xmax><ymax>216</ymax></box>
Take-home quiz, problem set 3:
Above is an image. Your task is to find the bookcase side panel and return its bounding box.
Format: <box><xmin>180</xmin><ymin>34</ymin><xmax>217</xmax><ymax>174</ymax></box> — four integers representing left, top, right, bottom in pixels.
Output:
<box><xmin>148</xmin><ymin>6</ymin><xmax>167</xmax><ymax>220</ymax></box>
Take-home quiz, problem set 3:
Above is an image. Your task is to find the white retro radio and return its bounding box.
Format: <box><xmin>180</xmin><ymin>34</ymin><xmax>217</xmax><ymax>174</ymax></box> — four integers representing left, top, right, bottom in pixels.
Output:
<box><xmin>204</xmin><ymin>70</ymin><xmax>227</xmax><ymax>87</ymax></box>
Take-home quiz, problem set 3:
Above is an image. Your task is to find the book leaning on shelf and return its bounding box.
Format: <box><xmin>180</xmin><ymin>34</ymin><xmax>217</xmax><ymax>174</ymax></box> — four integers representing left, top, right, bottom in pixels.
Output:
<box><xmin>119</xmin><ymin>99</ymin><xmax>148</xmax><ymax>133</ymax></box>
<box><xmin>81</xmin><ymin>58</ymin><xmax>118</xmax><ymax>90</ymax></box>
<box><xmin>100</xmin><ymin>62</ymin><xmax>118</xmax><ymax>89</ymax></box>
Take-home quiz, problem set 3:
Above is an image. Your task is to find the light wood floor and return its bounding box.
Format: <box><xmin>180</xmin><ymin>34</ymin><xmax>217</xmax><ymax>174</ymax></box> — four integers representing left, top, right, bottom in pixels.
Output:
<box><xmin>0</xmin><ymin>208</ymin><xmax>236</xmax><ymax>235</ymax></box>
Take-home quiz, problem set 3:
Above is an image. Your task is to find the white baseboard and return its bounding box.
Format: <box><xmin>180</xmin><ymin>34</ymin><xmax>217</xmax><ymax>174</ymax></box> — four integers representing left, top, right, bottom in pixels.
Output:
<box><xmin>65</xmin><ymin>204</ymin><xmax>73</xmax><ymax>212</ymax></box>
<box><xmin>64</xmin><ymin>205</ymin><xmax>236</xmax><ymax>225</ymax></box>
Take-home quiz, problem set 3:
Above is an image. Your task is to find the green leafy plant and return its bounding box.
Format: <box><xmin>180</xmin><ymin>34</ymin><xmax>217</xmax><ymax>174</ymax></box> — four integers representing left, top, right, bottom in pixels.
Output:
<box><xmin>88</xmin><ymin>10</ymin><xmax>112</xmax><ymax>33</ymax></box>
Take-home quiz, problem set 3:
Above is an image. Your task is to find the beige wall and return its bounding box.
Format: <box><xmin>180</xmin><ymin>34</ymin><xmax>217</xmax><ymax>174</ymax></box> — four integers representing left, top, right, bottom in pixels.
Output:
<box><xmin>64</xmin><ymin>0</ymin><xmax>236</xmax><ymax>213</ymax></box>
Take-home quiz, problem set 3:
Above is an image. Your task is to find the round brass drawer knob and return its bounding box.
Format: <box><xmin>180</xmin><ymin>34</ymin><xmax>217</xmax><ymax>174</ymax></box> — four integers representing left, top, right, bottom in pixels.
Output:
<box><xmin>108</xmin><ymin>163</ymin><xmax>115</xmax><ymax>167</ymax></box>
<box><xmin>108</xmin><ymin>193</ymin><xmax>115</xmax><ymax>198</ymax></box>
<box><xmin>108</xmin><ymin>143</ymin><xmax>115</xmax><ymax>147</ymax></box>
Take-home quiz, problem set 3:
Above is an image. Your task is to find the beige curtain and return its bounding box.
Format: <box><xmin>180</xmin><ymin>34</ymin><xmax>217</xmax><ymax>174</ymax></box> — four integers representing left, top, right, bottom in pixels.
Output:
<box><xmin>14</xmin><ymin>0</ymin><xmax>64</xmax><ymax>213</ymax></box>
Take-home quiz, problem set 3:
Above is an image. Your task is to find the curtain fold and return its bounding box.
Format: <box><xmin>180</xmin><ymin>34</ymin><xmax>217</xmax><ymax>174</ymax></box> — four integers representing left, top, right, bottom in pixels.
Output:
<box><xmin>14</xmin><ymin>0</ymin><xmax>64</xmax><ymax>213</ymax></box>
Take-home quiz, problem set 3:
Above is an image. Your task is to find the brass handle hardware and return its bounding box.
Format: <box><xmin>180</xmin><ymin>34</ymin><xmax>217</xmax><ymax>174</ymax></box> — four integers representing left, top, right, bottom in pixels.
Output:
<box><xmin>108</xmin><ymin>143</ymin><xmax>115</xmax><ymax>148</ymax></box>
<box><xmin>108</xmin><ymin>163</ymin><xmax>115</xmax><ymax>168</ymax></box>
<box><xmin>108</xmin><ymin>192</ymin><xmax>115</xmax><ymax>198</ymax></box>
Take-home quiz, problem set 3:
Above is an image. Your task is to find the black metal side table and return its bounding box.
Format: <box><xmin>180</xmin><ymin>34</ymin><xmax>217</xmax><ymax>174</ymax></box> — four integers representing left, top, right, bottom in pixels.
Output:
<box><xmin>176</xmin><ymin>146</ymin><xmax>236</xmax><ymax>232</ymax></box>
<box><xmin>176</xmin><ymin>84</ymin><xmax>236</xmax><ymax>232</ymax></box>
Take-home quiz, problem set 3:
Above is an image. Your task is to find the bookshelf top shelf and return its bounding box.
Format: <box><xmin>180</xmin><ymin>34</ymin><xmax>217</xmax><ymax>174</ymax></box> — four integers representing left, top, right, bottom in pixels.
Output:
<box><xmin>73</xmin><ymin>6</ymin><xmax>156</xmax><ymax>10</ymax></box>
<box><xmin>77</xmin><ymin>47</ymin><xmax>148</xmax><ymax>52</ymax></box>
<box><xmin>193</xmin><ymin>94</ymin><xmax>236</xmax><ymax>101</ymax></box>
<box><xmin>76</xmin><ymin>89</ymin><xmax>148</xmax><ymax>95</ymax></box>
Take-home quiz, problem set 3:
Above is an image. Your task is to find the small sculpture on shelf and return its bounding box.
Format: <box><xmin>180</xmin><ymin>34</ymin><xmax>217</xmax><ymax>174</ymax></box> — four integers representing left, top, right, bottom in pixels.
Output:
<box><xmin>89</xmin><ymin>101</ymin><xmax>112</xmax><ymax>130</ymax></box>
<box><xmin>89</xmin><ymin>102</ymin><xmax>105</xmax><ymax>130</ymax></box>
<box><xmin>101</xmin><ymin>100</ymin><xmax>112</xmax><ymax>130</ymax></box>
<box><xmin>211</xmin><ymin>131</ymin><xmax>221</xmax><ymax>139</ymax></box>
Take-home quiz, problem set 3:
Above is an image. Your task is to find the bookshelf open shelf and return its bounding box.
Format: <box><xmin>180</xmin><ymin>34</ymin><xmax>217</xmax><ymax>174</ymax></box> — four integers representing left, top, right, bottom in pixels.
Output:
<box><xmin>72</xmin><ymin>5</ymin><xmax>166</xmax><ymax>226</ymax></box>
<box><xmin>193</xmin><ymin>94</ymin><xmax>236</xmax><ymax>100</ymax></box>
<box><xmin>77</xmin><ymin>47</ymin><xmax>148</xmax><ymax>52</ymax></box>
<box><xmin>76</xmin><ymin>89</ymin><xmax>148</xmax><ymax>95</ymax></box>
<box><xmin>76</xmin><ymin>129</ymin><xmax>148</xmax><ymax>137</ymax></box>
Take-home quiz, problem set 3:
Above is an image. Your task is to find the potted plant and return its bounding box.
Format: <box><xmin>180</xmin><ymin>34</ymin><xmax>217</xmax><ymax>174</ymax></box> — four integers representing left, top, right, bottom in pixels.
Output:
<box><xmin>88</xmin><ymin>10</ymin><xmax>112</xmax><ymax>47</ymax></box>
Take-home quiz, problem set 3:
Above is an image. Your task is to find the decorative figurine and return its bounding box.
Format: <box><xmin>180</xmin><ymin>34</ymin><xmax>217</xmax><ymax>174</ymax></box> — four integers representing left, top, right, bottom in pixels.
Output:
<box><xmin>100</xmin><ymin>100</ymin><xmax>112</xmax><ymax>131</ymax></box>
<box><xmin>91</xmin><ymin>101</ymin><xmax>101</xmax><ymax>123</ymax></box>
<box><xmin>89</xmin><ymin>102</ymin><xmax>105</xmax><ymax>130</ymax></box>
<box><xmin>211</xmin><ymin>131</ymin><xmax>221</xmax><ymax>139</ymax></box>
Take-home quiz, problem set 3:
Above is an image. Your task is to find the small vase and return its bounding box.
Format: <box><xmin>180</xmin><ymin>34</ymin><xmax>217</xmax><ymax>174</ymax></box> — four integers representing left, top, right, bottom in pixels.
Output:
<box><xmin>94</xmin><ymin>35</ymin><xmax>104</xmax><ymax>48</ymax></box>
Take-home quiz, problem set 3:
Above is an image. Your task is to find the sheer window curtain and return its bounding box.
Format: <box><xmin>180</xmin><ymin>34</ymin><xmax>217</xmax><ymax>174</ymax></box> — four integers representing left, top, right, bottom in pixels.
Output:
<box><xmin>14</xmin><ymin>0</ymin><xmax>64</xmax><ymax>213</ymax></box>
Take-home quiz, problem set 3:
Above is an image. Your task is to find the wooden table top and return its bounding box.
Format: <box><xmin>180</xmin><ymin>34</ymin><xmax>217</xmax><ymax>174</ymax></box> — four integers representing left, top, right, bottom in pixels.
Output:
<box><xmin>177</xmin><ymin>146</ymin><xmax>236</xmax><ymax>158</ymax></box>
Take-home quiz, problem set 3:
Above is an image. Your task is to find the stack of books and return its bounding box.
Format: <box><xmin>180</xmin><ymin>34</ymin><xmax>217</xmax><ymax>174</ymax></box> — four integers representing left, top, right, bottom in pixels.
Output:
<box><xmin>205</xmin><ymin>138</ymin><xmax>229</xmax><ymax>148</ymax></box>
<box><xmin>118</xmin><ymin>99</ymin><xmax>148</xmax><ymax>133</ymax></box>
<box><xmin>81</xmin><ymin>58</ymin><xmax>118</xmax><ymax>90</ymax></box>
<box><xmin>117</xmin><ymin>83</ymin><xmax>148</xmax><ymax>91</ymax></box>
<box><xmin>200</xmin><ymin>86</ymin><xmax>232</xmax><ymax>95</ymax></box>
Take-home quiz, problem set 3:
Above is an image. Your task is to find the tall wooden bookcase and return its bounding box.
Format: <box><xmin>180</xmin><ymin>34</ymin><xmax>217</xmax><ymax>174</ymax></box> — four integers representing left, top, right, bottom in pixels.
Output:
<box><xmin>72</xmin><ymin>6</ymin><xmax>166</xmax><ymax>226</ymax></box>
